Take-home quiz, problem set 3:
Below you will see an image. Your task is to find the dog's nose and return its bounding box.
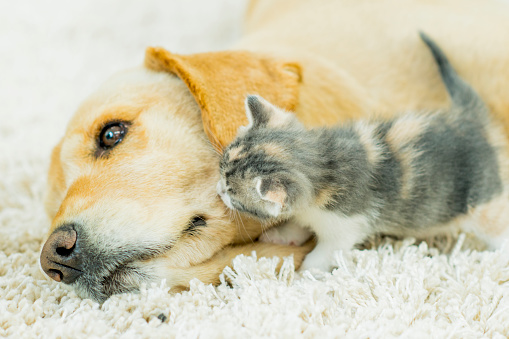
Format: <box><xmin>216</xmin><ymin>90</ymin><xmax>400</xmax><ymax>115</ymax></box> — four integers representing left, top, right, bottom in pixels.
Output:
<box><xmin>40</xmin><ymin>226</ymin><xmax>83</xmax><ymax>284</ymax></box>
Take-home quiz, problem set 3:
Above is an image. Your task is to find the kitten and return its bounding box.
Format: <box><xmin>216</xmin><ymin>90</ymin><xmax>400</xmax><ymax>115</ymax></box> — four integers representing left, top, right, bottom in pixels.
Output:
<box><xmin>217</xmin><ymin>33</ymin><xmax>508</xmax><ymax>271</ymax></box>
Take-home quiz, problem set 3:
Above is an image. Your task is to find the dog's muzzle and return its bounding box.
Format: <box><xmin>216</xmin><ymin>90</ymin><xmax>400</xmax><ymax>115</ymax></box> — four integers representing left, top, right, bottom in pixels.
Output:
<box><xmin>39</xmin><ymin>223</ymin><xmax>171</xmax><ymax>302</ymax></box>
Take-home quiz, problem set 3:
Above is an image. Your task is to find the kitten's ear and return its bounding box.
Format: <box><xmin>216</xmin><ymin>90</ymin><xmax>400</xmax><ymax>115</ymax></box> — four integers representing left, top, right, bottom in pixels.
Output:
<box><xmin>255</xmin><ymin>177</ymin><xmax>287</xmax><ymax>217</ymax></box>
<box><xmin>244</xmin><ymin>95</ymin><xmax>298</xmax><ymax>130</ymax></box>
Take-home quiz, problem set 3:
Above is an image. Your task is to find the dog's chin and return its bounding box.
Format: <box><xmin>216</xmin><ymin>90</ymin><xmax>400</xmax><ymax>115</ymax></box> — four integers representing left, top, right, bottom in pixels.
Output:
<box><xmin>72</xmin><ymin>261</ymin><xmax>155</xmax><ymax>303</ymax></box>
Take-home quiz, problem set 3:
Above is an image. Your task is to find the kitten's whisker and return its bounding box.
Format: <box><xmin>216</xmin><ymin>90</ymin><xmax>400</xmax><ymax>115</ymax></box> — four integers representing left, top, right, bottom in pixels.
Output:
<box><xmin>228</xmin><ymin>208</ymin><xmax>246</xmax><ymax>243</ymax></box>
<box><xmin>211</xmin><ymin>146</ymin><xmax>223</xmax><ymax>157</ymax></box>
<box><xmin>260</xmin><ymin>227</ymin><xmax>270</xmax><ymax>242</ymax></box>
<box><xmin>226</xmin><ymin>208</ymin><xmax>234</xmax><ymax>223</ymax></box>
<box><xmin>199</xmin><ymin>133</ymin><xmax>224</xmax><ymax>161</ymax></box>
<box><xmin>235</xmin><ymin>209</ymin><xmax>254</xmax><ymax>244</ymax></box>
<box><xmin>260</xmin><ymin>219</ymin><xmax>278</xmax><ymax>243</ymax></box>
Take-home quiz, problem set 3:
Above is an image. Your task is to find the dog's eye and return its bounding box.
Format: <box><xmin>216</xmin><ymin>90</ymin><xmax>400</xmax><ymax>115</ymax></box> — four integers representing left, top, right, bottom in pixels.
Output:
<box><xmin>99</xmin><ymin>122</ymin><xmax>127</xmax><ymax>149</ymax></box>
<box><xmin>184</xmin><ymin>215</ymin><xmax>207</xmax><ymax>235</ymax></box>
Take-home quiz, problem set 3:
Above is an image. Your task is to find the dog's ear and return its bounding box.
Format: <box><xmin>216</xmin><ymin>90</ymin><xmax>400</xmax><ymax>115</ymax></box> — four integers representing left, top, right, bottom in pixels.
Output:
<box><xmin>144</xmin><ymin>47</ymin><xmax>301</xmax><ymax>151</ymax></box>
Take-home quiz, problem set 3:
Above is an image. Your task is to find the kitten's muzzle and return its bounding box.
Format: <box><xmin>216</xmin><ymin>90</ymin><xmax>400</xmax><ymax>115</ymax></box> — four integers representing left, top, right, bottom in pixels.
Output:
<box><xmin>216</xmin><ymin>180</ymin><xmax>226</xmax><ymax>196</ymax></box>
<box><xmin>217</xmin><ymin>180</ymin><xmax>234</xmax><ymax>210</ymax></box>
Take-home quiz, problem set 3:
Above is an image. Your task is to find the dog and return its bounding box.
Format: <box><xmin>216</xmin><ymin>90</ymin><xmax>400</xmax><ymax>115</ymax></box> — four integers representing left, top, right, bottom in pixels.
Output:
<box><xmin>40</xmin><ymin>0</ymin><xmax>509</xmax><ymax>302</ymax></box>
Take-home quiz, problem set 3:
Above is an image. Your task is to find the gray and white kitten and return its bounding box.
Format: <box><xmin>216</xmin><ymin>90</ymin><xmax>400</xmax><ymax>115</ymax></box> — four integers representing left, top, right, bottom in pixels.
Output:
<box><xmin>217</xmin><ymin>33</ymin><xmax>508</xmax><ymax>271</ymax></box>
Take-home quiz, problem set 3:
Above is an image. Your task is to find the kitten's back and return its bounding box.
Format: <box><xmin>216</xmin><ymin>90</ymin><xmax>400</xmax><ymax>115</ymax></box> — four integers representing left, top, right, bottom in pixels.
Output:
<box><xmin>371</xmin><ymin>34</ymin><xmax>502</xmax><ymax>231</ymax></box>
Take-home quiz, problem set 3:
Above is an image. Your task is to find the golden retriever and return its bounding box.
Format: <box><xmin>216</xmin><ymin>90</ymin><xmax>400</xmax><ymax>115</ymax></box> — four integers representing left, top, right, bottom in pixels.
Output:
<box><xmin>40</xmin><ymin>0</ymin><xmax>509</xmax><ymax>302</ymax></box>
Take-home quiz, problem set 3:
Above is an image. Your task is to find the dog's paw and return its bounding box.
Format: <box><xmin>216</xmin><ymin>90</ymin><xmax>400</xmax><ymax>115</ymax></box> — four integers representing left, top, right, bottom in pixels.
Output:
<box><xmin>259</xmin><ymin>221</ymin><xmax>312</xmax><ymax>246</ymax></box>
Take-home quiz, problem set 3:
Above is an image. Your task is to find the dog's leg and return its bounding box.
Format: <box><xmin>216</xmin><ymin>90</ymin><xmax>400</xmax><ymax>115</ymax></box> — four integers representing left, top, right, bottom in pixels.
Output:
<box><xmin>165</xmin><ymin>240</ymin><xmax>315</xmax><ymax>291</ymax></box>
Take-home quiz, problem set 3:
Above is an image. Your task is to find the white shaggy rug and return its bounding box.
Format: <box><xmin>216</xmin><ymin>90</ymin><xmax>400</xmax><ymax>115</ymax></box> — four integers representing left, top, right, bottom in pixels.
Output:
<box><xmin>1</xmin><ymin>1</ymin><xmax>509</xmax><ymax>337</ymax></box>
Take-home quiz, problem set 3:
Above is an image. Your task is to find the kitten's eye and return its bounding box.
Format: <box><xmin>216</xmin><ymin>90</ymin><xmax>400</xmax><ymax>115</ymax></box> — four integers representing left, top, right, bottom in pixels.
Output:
<box><xmin>99</xmin><ymin>122</ymin><xmax>128</xmax><ymax>150</ymax></box>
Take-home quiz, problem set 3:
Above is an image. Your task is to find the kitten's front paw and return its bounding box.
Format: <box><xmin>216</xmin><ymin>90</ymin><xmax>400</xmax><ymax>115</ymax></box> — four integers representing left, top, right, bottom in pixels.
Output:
<box><xmin>298</xmin><ymin>246</ymin><xmax>335</xmax><ymax>272</ymax></box>
<box><xmin>299</xmin><ymin>256</ymin><xmax>333</xmax><ymax>272</ymax></box>
<box><xmin>259</xmin><ymin>221</ymin><xmax>312</xmax><ymax>246</ymax></box>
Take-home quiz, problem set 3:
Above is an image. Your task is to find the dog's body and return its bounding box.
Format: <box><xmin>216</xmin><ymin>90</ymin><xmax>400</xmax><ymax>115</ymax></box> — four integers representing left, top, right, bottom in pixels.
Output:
<box><xmin>41</xmin><ymin>0</ymin><xmax>509</xmax><ymax>302</ymax></box>
<box><xmin>242</xmin><ymin>0</ymin><xmax>509</xmax><ymax>127</ymax></box>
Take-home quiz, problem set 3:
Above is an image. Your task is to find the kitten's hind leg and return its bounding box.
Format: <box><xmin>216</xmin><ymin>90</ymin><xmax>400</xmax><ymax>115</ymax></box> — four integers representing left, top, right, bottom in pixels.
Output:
<box><xmin>467</xmin><ymin>192</ymin><xmax>509</xmax><ymax>249</ymax></box>
<box><xmin>259</xmin><ymin>219</ymin><xmax>313</xmax><ymax>246</ymax></box>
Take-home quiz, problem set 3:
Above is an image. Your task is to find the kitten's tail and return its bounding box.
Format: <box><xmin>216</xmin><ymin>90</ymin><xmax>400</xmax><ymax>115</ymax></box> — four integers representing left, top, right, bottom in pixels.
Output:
<box><xmin>419</xmin><ymin>32</ymin><xmax>486</xmax><ymax>119</ymax></box>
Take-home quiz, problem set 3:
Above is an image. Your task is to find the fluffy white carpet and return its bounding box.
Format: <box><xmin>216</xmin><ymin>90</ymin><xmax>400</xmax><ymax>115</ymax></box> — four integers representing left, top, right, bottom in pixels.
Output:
<box><xmin>1</xmin><ymin>1</ymin><xmax>509</xmax><ymax>337</ymax></box>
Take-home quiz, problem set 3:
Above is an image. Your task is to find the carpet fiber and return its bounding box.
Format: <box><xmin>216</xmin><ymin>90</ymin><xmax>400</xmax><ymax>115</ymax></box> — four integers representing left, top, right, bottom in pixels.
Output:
<box><xmin>1</xmin><ymin>1</ymin><xmax>509</xmax><ymax>337</ymax></box>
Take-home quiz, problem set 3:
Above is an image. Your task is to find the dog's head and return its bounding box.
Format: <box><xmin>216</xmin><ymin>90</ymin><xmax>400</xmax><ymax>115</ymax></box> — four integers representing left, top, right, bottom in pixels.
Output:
<box><xmin>40</xmin><ymin>48</ymin><xmax>302</xmax><ymax>302</ymax></box>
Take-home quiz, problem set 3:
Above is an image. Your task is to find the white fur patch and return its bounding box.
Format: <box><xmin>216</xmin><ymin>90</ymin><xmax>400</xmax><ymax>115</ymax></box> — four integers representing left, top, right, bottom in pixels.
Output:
<box><xmin>296</xmin><ymin>208</ymin><xmax>371</xmax><ymax>271</ymax></box>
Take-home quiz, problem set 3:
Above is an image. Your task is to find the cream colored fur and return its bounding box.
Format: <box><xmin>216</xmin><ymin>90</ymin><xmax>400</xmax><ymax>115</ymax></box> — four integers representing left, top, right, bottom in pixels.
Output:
<box><xmin>42</xmin><ymin>0</ymin><xmax>509</xmax><ymax>298</ymax></box>
<box><xmin>243</xmin><ymin>0</ymin><xmax>509</xmax><ymax>128</ymax></box>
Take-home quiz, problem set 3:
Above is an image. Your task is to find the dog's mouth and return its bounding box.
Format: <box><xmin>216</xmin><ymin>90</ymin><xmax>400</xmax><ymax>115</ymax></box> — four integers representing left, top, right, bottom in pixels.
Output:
<box><xmin>71</xmin><ymin>252</ymin><xmax>160</xmax><ymax>303</ymax></box>
<box><xmin>67</xmin><ymin>233</ymin><xmax>172</xmax><ymax>302</ymax></box>
<box><xmin>100</xmin><ymin>261</ymin><xmax>153</xmax><ymax>300</ymax></box>
<box><xmin>40</xmin><ymin>223</ymin><xmax>176</xmax><ymax>302</ymax></box>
